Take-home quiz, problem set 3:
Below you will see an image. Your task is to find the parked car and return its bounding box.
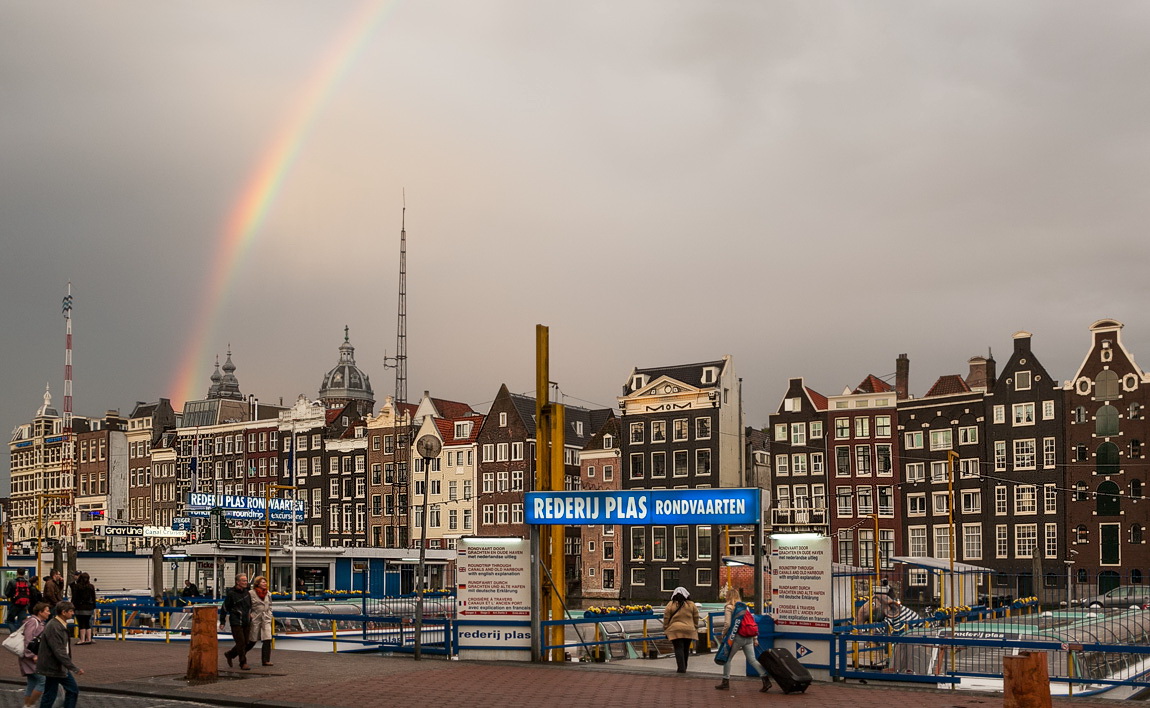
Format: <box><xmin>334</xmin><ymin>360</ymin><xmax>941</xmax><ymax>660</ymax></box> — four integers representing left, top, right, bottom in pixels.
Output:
<box><xmin>1076</xmin><ymin>586</ymin><xmax>1150</xmax><ymax>608</ymax></box>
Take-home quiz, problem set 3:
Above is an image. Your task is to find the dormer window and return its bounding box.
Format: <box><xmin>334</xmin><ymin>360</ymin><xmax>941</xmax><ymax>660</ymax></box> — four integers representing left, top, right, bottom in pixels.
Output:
<box><xmin>603</xmin><ymin>434</ymin><xmax>613</xmax><ymax>449</ymax></box>
<box><xmin>499</xmin><ymin>412</ymin><xmax>508</xmax><ymax>427</ymax></box>
<box><xmin>575</xmin><ymin>421</ymin><xmax>584</xmax><ymax>436</ymax></box>
<box><xmin>701</xmin><ymin>367</ymin><xmax>719</xmax><ymax>385</ymax></box>
<box><xmin>631</xmin><ymin>374</ymin><xmax>650</xmax><ymax>392</ymax></box>
<box><xmin>454</xmin><ymin>421</ymin><xmax>472</xmax><ymax>439</ymax></box>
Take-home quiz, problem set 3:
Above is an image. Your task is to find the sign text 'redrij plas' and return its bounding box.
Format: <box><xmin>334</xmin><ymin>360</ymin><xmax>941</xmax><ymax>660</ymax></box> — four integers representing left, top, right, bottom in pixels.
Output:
<box><xmin>525</xmin><ymin>488</ymin><xmax>760</xmax><ymax>525</ymax></box>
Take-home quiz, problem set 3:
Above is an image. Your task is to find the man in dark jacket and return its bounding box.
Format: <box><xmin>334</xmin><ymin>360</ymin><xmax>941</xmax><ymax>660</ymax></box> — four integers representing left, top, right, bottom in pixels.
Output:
<box><xmin>36</xmin><ymin>600</ymin><xmax>83</xmax><ymax>707</ymax></box>
<box><xmin>5</xmin><ymin>569</ymin><xmax>32</xmax><ymax>628</ymax></box>
<box><xmin>219</xmin><ymin>574</ymin><xmax>252</xmax><ymax>670</ymax></box>
<box><xmin>42</xmin><ymin>571</ymin><xmax>64</xmax><ymax>609</ymax></box>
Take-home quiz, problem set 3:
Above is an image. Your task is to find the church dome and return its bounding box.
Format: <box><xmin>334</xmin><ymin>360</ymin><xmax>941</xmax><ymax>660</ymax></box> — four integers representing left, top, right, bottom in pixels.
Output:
<box><xmin>319</xmin><ymin>327</ymin><xmax>374</xmax><ymax>410</ymax></box>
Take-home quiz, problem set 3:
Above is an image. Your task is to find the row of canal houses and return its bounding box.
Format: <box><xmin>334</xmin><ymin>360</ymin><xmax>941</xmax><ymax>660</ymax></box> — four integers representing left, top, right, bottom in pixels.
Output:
<box><xmin>769</xmin><ymin>319</ymin><xmax>1150</xmax><ymax>605</ymax></box>
<box><xmin>9</xmin><ymin>319</ymin><xmax>1150</xmax><ymax>605</ymax></box>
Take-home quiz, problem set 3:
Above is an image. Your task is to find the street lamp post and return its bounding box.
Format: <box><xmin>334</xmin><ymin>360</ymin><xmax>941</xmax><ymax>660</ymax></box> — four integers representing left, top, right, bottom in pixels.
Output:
<box><xmin>413</xmin><ymin>435</ymin><xmax>442</xmax><ymax>662</ymax></box>
<box><xmin>36</xmin><ymin>493</ymin><xmax>70</xmax><ymax>580</ymax></box>
<box><xmin>946</xmin><ymin>450</ymin><xmax>959</xmax><ymax>677</ymax></box>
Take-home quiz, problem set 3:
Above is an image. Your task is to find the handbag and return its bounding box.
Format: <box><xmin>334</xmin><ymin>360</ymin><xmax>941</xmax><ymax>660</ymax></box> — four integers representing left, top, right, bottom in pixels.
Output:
<box><xmin>2</xmin><ymin>624</ymin><xmax>26</xmax><ymax>656</ymax></box>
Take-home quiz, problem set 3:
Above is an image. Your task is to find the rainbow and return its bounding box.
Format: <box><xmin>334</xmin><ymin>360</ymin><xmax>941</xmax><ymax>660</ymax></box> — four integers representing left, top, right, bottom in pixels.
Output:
<box><xmin>170</xmin><ymin>0</ymin><xmax>399</xmax><ymax>408</ymax></box>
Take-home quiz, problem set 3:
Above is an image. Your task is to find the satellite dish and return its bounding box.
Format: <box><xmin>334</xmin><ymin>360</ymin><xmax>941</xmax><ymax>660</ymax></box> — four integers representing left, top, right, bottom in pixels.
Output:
<box><xmin>415</xmin><ymin>435</ymin><xmax>442</xmax><ymax>459</ymax></box>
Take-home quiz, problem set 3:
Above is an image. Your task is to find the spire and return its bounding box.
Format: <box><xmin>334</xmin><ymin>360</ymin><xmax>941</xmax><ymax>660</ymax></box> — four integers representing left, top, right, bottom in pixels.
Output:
<box><xmin>218</xmin><ymin>346</ymin><xmax>243</xmax><ymax>400</ymax></box>
<box><xmin>37</xmin><ymin>383</ymin><xmax>53</xmax><ymax>416</ymax></box>
<box><xmin>207</xmin><ymin>355</ymin><xmax>222</xmax><ymax>398</ymax></box>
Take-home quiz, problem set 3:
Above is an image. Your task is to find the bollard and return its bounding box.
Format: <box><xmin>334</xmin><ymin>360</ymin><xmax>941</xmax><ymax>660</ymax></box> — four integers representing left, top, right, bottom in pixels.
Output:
<box><xmin>1003</xmin><ymin>651</ymin><xmax>1052</xmax><ymax>708</ymax></box>
<box><xmin>186</xmin><ymin>606</ymin><xmax>219</xmax><ymax>681</ymax></box>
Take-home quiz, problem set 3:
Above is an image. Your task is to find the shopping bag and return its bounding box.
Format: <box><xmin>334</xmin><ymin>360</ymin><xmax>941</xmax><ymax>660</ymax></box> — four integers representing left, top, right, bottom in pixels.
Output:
<box><xmin>2</xmin><ymin>625</ymin><xmax>26</xmax><ymax>656</ymax></box>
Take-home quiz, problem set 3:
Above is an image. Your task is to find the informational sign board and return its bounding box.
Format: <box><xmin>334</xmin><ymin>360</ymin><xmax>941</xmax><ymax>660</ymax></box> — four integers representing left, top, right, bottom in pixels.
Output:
<box><xmin>185</xmin><ymin>493</ymin><xmax>304</xmax><ymax>521</ymax></box>
<box><xmin>456</xmin><ymin>538</ymin><xmax>531</xmax><ymax>661</ymax></box>
<box><xmin>525</xmin><ymin>488</ymin><xmax>760</xmax><ymax>525</ymax></box>
<box><xmin>770</xmin><ymin>534</ymin><xmax>833</xmax><ymax>670</ymax></box>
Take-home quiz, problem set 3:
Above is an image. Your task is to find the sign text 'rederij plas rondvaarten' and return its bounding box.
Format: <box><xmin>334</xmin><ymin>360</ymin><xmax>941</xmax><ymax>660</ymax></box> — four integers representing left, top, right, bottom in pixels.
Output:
<box><xmin>524</xmin><ymin>488</ymin><xmax>760</xmax><ymax>525</ymax></box>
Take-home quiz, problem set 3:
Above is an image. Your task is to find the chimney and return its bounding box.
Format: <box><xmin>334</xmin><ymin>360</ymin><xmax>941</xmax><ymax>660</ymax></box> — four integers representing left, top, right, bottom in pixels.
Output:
<box><xmin>967</xmin><ymin>356</ymin><xmax>991</xmax><ymax>392</ymax></box>
<box><xmin>895</xmin><ymin>354</ymin><xmax>910</xmax><ymax>400</ymax></box>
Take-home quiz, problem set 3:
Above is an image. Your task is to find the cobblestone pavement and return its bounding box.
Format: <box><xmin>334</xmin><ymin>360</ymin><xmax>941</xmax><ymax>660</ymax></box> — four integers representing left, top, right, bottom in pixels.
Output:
<box><xmin>0</xmin><ymin>685</ymin><xmax>213</xmax><ymax>707</ymax></box>
<box><xmin>0</xmin><ymin>640</ymin><xmax>1131</xmax><ymax>707</ymax></box>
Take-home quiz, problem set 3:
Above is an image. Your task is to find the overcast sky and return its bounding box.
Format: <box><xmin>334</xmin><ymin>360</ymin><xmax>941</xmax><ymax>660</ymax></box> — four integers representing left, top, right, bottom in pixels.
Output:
<box><xmin>4</xmin><ymin>1</ymin><xmax>1150</xmax><ymax>484</ymax></box>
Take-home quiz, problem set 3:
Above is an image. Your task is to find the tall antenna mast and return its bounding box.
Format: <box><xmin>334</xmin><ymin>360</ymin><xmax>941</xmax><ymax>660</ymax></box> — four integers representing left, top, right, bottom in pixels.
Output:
<box><xmin>61</xmin><ymin>283</ymin><xmax>75</xmax><ymax>542</ymax></box>
<box><xmin>383</xmin><ymin>195</ymin><xmax>411</xmax><ymax>547</ymax></box>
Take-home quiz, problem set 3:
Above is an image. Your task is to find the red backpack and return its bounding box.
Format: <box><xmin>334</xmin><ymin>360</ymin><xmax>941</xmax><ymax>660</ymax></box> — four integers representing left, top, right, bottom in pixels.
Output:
<box><xmin>12</xmin><ymin>578</ymin><xmax>30</xmax><ymax>608</ymax></box>
<box><xmin>737</xmin><ymin>610</ymin><xmax>758</xmax><ymax>637</ymax></box>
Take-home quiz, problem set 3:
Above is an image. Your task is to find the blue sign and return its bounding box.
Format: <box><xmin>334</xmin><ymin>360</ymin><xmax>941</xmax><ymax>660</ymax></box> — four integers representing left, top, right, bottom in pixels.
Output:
<box><xmin>185</xmin><ymin>493</ymin><xmax>305</xmax><ymax>522</ymax></box>
<box><xmin>525</xmin><ymin>488</ymin><xmax>761</xmax><ymax>526</ymax></box>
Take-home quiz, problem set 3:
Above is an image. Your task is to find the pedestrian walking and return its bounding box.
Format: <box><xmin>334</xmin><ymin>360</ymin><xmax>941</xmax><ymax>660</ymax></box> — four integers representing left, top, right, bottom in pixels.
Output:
<box><xmin>662</xmin><ymin>586</ymin><xmax>700</xmax><ymax>674</ymax></box>
<box><xmin>27</xmin><ymin>578</ymin><xmax>43</xmax><ymax>611</ymax></box>
<box><xmin>35</xmin><ymin>600</ymin><xmax>84</xmax><ymax>708</ymax></box>
<box><xmin>6</xmin><ymin>570</ymin><xmax>33</xmax><ymax>629</ymax></box>
<box><xmin>219</xmin><ymin>574</ymin><xmax>253</xmax><ymax>670</ymax></box>
<box><xmin>16</xmin><ymin>602</ymin><xmax>50</xmax><ymax>707</ymax></box>
<box><xmin>70</xmin><ymin>574</ymin><xmax>97</xmax><ymax>645</ymax></box>
<box><xmin>714</xmin><ymin>587</ymin><xmax>771</xmax><ymax>693</ymax></box>
<box><xmin>248</xmin><ymin>575</ymin><xmax>275</xmax><ymax>666</ymax></box>
<box><xmin>41</xmin><ymin>572</ymin><xmax>64</xmax><ymax>610</ymax></box>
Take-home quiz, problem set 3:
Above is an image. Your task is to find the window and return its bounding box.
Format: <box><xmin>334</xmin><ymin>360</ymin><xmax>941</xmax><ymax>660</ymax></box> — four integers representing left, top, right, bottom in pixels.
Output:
<box><xmin>1013</xmin><ymin>439</ymin><xmax>1036</xmax><ymax>469</ymax></box>
<box><xmin>991</xmin><ymin>440</ymin><xmax>1005</xmax><ymax>471</ymax></box>
<box><xmin>835</xmin><ymin>418</ymin><xmax>850</xmax><ymax>439</ymax></box>
<box><xmin>674</xmin><ymin>526</ymin><xmax>689</xmax><ymax>560</ymax></box>
<box><xmin>930</xmin><ymin>461</ymin><xmax>948</xmax><ymax>483</ymax></box>
<box><xmin>630</xmin><ymin>528</ymin><xmax>645</xmax><ymax>560</ymax></box>
<box><xmin>1043</xmin><ymin>400</ymin><xmax>1055</xmax><ymax>420</ymax></box>
<box><xmin>878</xmin><ymin>486</ymin><xmax>894</xmax><ymax>517</ymax></box>
<box><xmin>697</xmin><ymin>526</ymin><xmax>712</xmax><ymax>560</ymax></box>
<box><xmin>482</xmin><ymin>473</ymin><xmax>494</xmax><ymax>493</ymax></box>
<box><xmin>1131</xmin><ymin>402</ymin><xmax>1145</xmax><ymax>420</ymax></box>
<box><xmin>775</xmin><ymin>454</ymin><xmax>789</xmax><ymax>476</ymax></box>
<box><xmin>497</xmin><ymin>504</ymin><xmax>509</xmax><ymax>524</ymax></box>
<box><xmin>1098</xmin><ymin>442</ymin><xmax>1120</xmax><ymax>474</ymax></box>
<box><xmin>959</xmin><ymin>426</ymin><xmax>978</xmax><ymax>445</ymax></box>
<box><xmin>1012</xmin><ymin>403</ymin><xmax>1035</xmax><ymax>425</ymax></box>
<box><xmin>773</xmin><ymin>423</ymin><xmax>787</xmax><ymax>442</ymax></box>
<box><xmin>1132</xmin><ymin>524</ymin><xmax>1144</xmax><ymax>544</ymax></box>
<box><xmin>496</xmin><ymin>471</ymin><xmax>509</xmax><ymax>491</ymax></box>
<box><xmin>631</xmin><ymin>423</ymin><xmax>645</xmax><ymax>444</ymax></box>
<box><xmin>809</xmin><ymin>421</ymin><xmax>823</xmax><ymax>439</ymax></box>
<box><xmin>930</xmin><ymin>429</ymin><xmax>953</xmax><ymax>451</ymax></box>
<box><xmin>790</xmin><ymin>422</ymin><xmax>806</xmax><ymax>445</ymax></box>
<box><xmin>1044</xmin><ymin>484</ymin><xmax>1057</xmax><ymax>514</ymax></box>
<box><xmin>857</xmin><ymin>487</ymin><xmax>873</xmax><ymax>516</ymax></box>
<box><xmin>511</xmin><ymin>442</ymin><xmax>524</xmax><ymax>461</ymax></box>
<box><xmin>1015</xmin><ymin>371</ymin><xmax>1032</xmax><ymax>391</ymax></box>
<box><xmin>673</xmin><ymin>419</ymin><xmax>689</xmax><ymax>442</ymax></box>
<box><xmin>499</xmin><ymin>412</ymin><xmax>508</xmax><ymax>427</ymax></box>
<box><xmin>496</xmin><ymin>443</ymin><xmax>509</xmax><ymax>462</ymax></box>
<box><xmin>875</xmin><ymin>416</ymin><xmax>891</xmax><ymax>437</ymax></box>
<box><xmin>1097</xmin><ymin>481</ymin><xmax>1121</xmax><ymax>516</ymax></box>
<box><xmin>630</xmin><ymin>568</ymin><xmax>646</xmax><ymax>586</ymax></box>
<box><xmin>1097</xmin><ymin>405</ymin><xmax>1119</xmax><ymax>436</ymax></box>
<box><xmin>838</xmin><ymin>536</ymin><xmax>854</xmax><ymax>565</ymax></box>
<box><xmin>1045</xmin><ymin>524</ymin><xmax>1058</xmax><ymax>558</ymax></box>
<box><xmin>1015</xmin><ymin>485</ymin><xmax>1037</xmax><ymax>514</ymax></box>
<box><xmin>1015</xmin><ymin>524</ymin><xmax>1038</xmax><ymax>558</ymax></box>
<box><xmin>603</xmin><ymin>464</ymin><xmax>614</xmax><ymax>481</ymax></box>
<box><xmin>854</xmin><ymin>417</ymin><xmax>870</xmax><ymax>438</ymax></box>
<box><xmin>651</xmin><ymin>452</ymin><xmax>666</xmax><ymax>478</ymax></box>
<box><xmin>963</xmin><ymin>524</ymin><xmax>982</xmax><ymax>560</ymax></box>
<box><xmin>836</xmin><ymin>487</ymin><xmax>853</xmax><ymax>517</ymax></box>
<box><xmin>673</xmin><ymin>451</ymin><xmax>689</xmax><ymax>477</ymax></box>
<box><xmin>961</xmin><ymin>489</ymin><xmax>982</xmax><ymax>514</ymax></box>
<box><xmin>959</xmin><ymin>458</ymin><xmax>979</xmax><ymax>478</ymax></box>
<box><xmin>904</xmin><ymin>431</ymin><xmax>923</xmax><ymax>449</ymax></box>
<box><xmin>908</xmin><ymin>494</ymin><xmax>926</xmax><ymax>516</ymax></box>
<box><xmin>996</xmin><ymin>525</ymin><xmax>1009</xmax><ymax>558</ymax></box>
<box><xmin>1043</xmin><ymin>438</ymin><xmax>1056</xmax><ymax>468</ymax></box>
<box><xmin>830</xmin><ymin>446</ymin><xmax>848</xmax><ymax>477</ymax></box>
<box><xmin>1096</xmin><ymin>370</ymin><xmax>1120</xmax><ymax>400</ymax></box>
<box><xmin>934</xmin><ymin>526</ymin><xmax>951</xmax><ymax>558</ymax></box>
<box><xmin>791</xmin><ymin>454</ymin><xmax>807</xmax><ymax>476</ymax></box>
<box><xmin>932</xmin><ymin>492</ymin><xmax>950</xmax><ymax>515</ymax></box>
<box><xmin>652</xmin><ymin>527</ymin><xmax>667</xmax><ymax>561</ymax></box>
<box><xmin>995</xmin><ymin>486</ymin><xmax>1008</xmax><ymax>515</ymax></box>
<box><xmin>629</xmin><ymin>453</ymin><xmax>645</xmax><ymax>479</ymax></box>
<box><xmin>855</xmin><ymin>446</ymin><xmax>871</xmax><ymax>475</ymax></box>
<box><xmin>906</xmin><ymin>463</ymin><xmax>925</xmax><ymax>483</ymax></box>
<box><xmin>908</xmin><ymin>527</ymin><xmax>927</xmax><ymax>557</ymax></box>
<box><xmin>482</xmin><ymin>444</ymin><xmax>494</xmax><ymax>462</ymax></box>
<box><xmin>651</xmin><ymin>421</ymin><xmax>666</xmax><ymax>443</ymax></box>
<box><xmin>993</xmin><ymin>405</ymin><xmax>1005</xmax><ymax>424</ymax></box>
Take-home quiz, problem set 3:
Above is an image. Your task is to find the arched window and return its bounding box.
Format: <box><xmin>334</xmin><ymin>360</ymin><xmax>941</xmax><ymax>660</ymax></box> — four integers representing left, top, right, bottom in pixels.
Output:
<box><xmin>1097</xmin><ymin>442</ymin><xmax>1121</xmax><ymax>475</ymax></box>
<box><xmin>1097</xmin><ymin>405</ymin><xmax>1120</xmax><ymax>436</ymax></box>
<box><xmin>1133</xmin><ymin>479</ymin><xmax>1144</xmax><ymax>499</ymax></box>
<box><xmin>1130</xmin><ymin>402</ymin><xmax>1144</xmax><ymax>420</ymax></box>
<box><xmin>1074</xmin><ymin>406</ymin><xmax>1088</xmax><ymax>424</ymax></box>
<box><xmin>1096</xmin><ymin>370</ymin><xmax>1120</xmax><ymax>401</ymax></box>
<box><xmin>1077</xmin><ymin>568</ymin><xmax>1088</xmax><ymax>583</ymax></box>
<box><xmin>1132</xmin><ymin>524</ymin><xmax>1144</xmax><ymax>544</ymax></box>
<box><xmin>1097</xmin><ymin>480</ymin><xmax>1122</xmax><ymax>516</ymax></box>
<box><xmin>1133</xmin><ymin>440</ymin><xmax>1143</xmax><ymax>458</ymax></box>
<box><xmin>1075</xmin><ymin>481</ymin><xmax>1089</xmax><ymax>501</ymax></box>
<box><xmin>1135</xmin><ymin>569</ymin><xmax>1145</xmax><ymax>584</ymax></box>
<box><xmin>1075</xmin><ymin>444</ymin><xmax>1088</xmax><ymax>462</ymax></box>
<box><xmin>1076</xmin><ymin>525</ymin><xmax>1089</xmax><ymax>543</ymax></box>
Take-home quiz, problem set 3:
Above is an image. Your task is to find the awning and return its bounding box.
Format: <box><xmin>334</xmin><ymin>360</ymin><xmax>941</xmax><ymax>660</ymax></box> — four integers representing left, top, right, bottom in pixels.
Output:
<box><xmin>891</xmin><ymin>556</ymin><xmax>992</xmax><ymax>575</ymax></box>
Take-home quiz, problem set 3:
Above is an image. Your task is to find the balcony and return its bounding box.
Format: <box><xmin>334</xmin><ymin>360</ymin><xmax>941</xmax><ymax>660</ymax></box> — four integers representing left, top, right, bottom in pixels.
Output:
<box><xmin>770</xmin><ymin>506</ymin><xmax>829</xmax><ymax>532</ymax></box>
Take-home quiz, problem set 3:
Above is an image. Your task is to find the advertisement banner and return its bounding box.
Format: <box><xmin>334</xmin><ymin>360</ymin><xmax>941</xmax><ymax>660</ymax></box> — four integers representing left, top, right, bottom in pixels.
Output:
<box><xmin>457</xmin><ymin>538</ymin><xmax>531</xmax><ymax>660</ymax></box>
<box><xmin>525</xmin><ymin>488</ymin><xmax>760</xmax><ymax>525</ymax></box>
<box><xmin>185</xmin><ymin>493</ymin><xmax>305</xmax><ymax>522</ymax></box>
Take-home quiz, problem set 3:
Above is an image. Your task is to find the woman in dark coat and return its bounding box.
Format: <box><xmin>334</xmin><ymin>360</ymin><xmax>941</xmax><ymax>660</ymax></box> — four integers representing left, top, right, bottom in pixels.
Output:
<box><xmin>70</xmin><ymin>573</ymin><xmax>97</xmax><ymax>645</ymax></box>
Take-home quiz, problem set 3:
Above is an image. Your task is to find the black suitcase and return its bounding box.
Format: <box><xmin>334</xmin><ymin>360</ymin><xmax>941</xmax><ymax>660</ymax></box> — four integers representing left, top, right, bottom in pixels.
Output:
<box><xmin>758</xmin><ymin>647</ymin><xmax>813</xmax><ymax>694</ymax></box>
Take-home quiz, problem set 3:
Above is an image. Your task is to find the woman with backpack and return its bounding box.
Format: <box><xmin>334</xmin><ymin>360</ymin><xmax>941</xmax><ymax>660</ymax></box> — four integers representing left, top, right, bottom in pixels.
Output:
<box><xmin>71</xmin><ymin>573</ymin><xmax>97</xmax><ymax>645</ymax></box>
<box><xmin>662</xmin><ymin>586</ymin><xmax>700</xmax><ymax>673</ymax></box>
<box><xmin>715</xmin><ymin>587</ymin><xmax>771</xmax><ymax>693</ymax></box>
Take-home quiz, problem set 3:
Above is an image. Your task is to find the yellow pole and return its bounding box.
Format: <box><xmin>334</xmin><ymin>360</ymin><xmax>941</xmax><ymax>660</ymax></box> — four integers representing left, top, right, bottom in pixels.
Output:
<box><xmin>265</xmin><ymin>486</ymin><xmax>271</xmax><ymax>579</ymax></box>
<box><xmin>332</xmin><ymin>619</ymin><xmax>338</xmax><ymax>653</ymax></box>
<box><xmin>947</xmin><ymin>450</ymin><xmax>958</xmax><ymax>676</ymax></box>
<box><xmin>36</xmin><ymin>496</ymin><xmax>44</xmax><ymax>580</ymax></box>
<box><xmin>549</xmin><ymin>403</ymin><xmax>566</xmax><ymax>663</ymax></box>
<box><xmin>535</xmin><ymin>326</ymin><xmax>552</xmax><ymax>661</ymax></box>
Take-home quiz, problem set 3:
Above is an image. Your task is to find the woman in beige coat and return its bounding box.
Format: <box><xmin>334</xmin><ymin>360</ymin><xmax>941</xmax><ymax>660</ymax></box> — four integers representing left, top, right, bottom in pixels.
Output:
<box><xmin>662</xmin><ymin>586</ymin><xmax>700</xmax><ymax>673</ymax></box>
<box><xmin>248</xmin><ymin>576</ymin><xmax>275</xmax><ymax>666</ymax></box>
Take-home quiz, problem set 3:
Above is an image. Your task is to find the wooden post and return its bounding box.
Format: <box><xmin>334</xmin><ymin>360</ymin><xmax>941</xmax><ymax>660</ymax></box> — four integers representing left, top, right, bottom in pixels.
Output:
<box><xmin>1003</xmin><ymin>651</ymin><xmax>1052</xmax><ymax>708</ymax></box>
<box><xmin>186</xmin><ymin>606</ymin><xmax>219</xmax><ymax>681</ymax></box>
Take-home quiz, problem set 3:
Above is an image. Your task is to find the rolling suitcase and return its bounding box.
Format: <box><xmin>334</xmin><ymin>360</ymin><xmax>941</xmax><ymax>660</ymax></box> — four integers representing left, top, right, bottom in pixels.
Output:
<box><xmin>758</xmin><ymin>647</ymin><xmax>812</xmax><ymax>694</ymax></box>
